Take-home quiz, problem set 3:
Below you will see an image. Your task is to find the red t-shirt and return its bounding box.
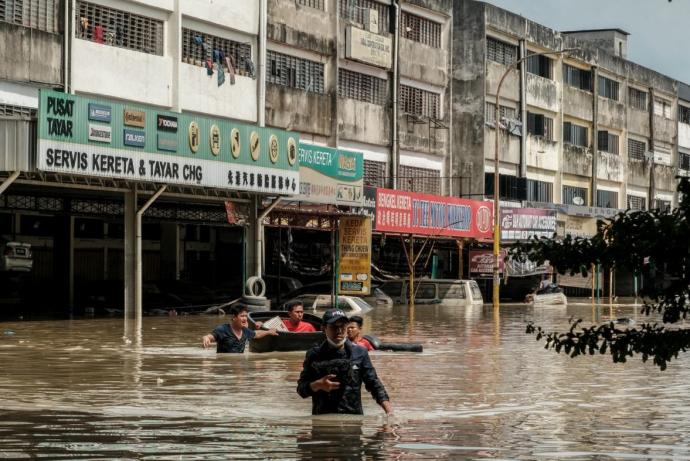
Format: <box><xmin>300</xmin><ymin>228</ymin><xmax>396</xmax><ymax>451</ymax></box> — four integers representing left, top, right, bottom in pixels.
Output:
<box><xmin>282</xmin><ymin>319</ymin><xmax>317</xmax><ymax>333</ymax></box>
<box><xmin>354</xmin><ymin>337</ymin><xmax>374</xmax><ymax>351</ymax></box>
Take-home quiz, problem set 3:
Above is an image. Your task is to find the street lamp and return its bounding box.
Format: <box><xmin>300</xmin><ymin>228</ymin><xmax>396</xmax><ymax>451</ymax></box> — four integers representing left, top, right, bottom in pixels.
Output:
<box><xmin>492</xmin><ymin>48</ymin><xmax>578</xmax><ymax>310</ymax></box>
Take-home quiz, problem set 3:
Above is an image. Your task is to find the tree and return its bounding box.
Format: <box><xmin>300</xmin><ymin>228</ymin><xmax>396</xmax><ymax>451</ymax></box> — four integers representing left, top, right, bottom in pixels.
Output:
<box><xmin>511</xmin><ymin>178</ymin><xmax>690</xmax><ymax>370</ymax></box>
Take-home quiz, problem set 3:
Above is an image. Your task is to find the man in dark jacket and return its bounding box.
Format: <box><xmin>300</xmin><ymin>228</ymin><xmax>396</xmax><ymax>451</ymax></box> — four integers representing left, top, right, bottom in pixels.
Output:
<box><xmin>297</xmin><ymin>309</ymin><xmax>393</xmax><ymax>415</ymax></box>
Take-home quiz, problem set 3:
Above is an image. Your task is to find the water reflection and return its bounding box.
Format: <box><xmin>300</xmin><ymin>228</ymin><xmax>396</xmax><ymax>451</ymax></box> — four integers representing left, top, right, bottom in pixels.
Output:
<box><xmin>1</xmin><ymin>303</ymin><xmax>690</xmax><ymax>458</ymax></box>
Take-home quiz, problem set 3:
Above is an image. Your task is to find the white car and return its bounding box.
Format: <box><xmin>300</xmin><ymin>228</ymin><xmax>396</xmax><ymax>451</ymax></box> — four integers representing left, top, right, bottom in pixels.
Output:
<box><xmin>285</xmin><ymin>294</ymin><xmax>373</xmax><ymax>314</ymax></box>
<box><xmin>0</xmin><ymin>240</ymin><xmax>33</xmax><ymax>272</ymax></box>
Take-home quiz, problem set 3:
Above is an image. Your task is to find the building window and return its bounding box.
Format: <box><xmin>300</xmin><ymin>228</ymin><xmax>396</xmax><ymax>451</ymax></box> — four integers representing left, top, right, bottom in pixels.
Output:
<box><xmin>563</xmin><ymin>185</ymin><xmax>588</xmax><ymax>206</ymax></box>
<box><xmin>628</xmin><ymin>87</ymin><xmax>648</xmax><ymax>111</ymax></box>
<box><xmin>679</xmin><ymin>105</ymin><xmax>690</xmax><ymax>125</ymax></box>
<box><xmin>401</xmin><ymin>11</ymin><xmax>441</xmax><ymax>48</ymax></box>
<box><xmin>182</xmin><ymin>28</ymin><xmax>253</xmax><ymax>77</ymax></box>
<box><xmin>597</xmin><ymin>190</ymin><xmax>618</xmax><ymax>209</ymax></box>
<box><xmin>484</xmin><ymin>173</ymin><xmax>527</xmax><ymax>201</ymax></box>
<box><xmin>679</xmin><ymin>151</ymin><xmax>690</xmax><ymax>170</ymax></box>
<box><xmin>400</xmin><ymin>84</ymin><xmax>439</xmax><ymax>119</ymax></box>
<box><xmin>527</xmin><ymin>112</ymin><xmax>554</xmax><ymax>140</ymax></box>
<box><xmin>598</xmin><ymin>130</ymin><xmax>619</xmax><ymax>154</ymax></box>
<box><xmin>399</xmin><ymin>165</ymin><xmax>440</xmax><ymax>195</ymax></box>
<box><xmin>487</xmin><ymin>37</ymin><xmax>517</xmax><ymax>66</ymax></box>
<box><xmin>338</xmin><ymin>68</ymin><xmax>387</xmax><ymax>105</ymax></box>
<box><xmin>0</xmin><ymin>0</ymin><xmax>59</xmax><ymax>33</ymax></box>
<box><xmin>628</xmin><ymin>138</ymin><xmax>646</xmax><ymax>161</ymax></box>
<box><xmin>563</xmin><ymin>64</ymin><xmax>592</xmax><ymax>91</ymax></box>
<box><xmin>339</xmin><ymin>0</ymin><xmax>389</xmax><ymax>34</ymax></box>
<box><xmin>266</xmin><ymin>50</ymin><xmax>324</xmax><ymax>94</ymax></box>
<box><xmin>526</xmin><ymin>54</ymin><xmax>552</xmax><ymax>79</ymax></box>
<box><xmin>654</xmin><ymin>98</ymin><xmax>672</xmax><ymax>119</ymax></box>
<box><xmin>526</xmin><ymin>179</ymin><xmax>553</xmax><ymax>203</ymax></box>
<box><xmin>627</xmin><ymin>195</ymin><xmax>646</xmax><ymax>211</ymax></box>
<box><xmin>653</xmin><ymin>199</ymin><xmax>671</xmax><ymax>212</ymax></box>
<box><xmin>0</xmin><ymin>104</ymin><xmax>36</xmax><ymax>119</ymax></box>
<box><xmin>598</xmin><ymin>76</ymin><xmax>619</xmax><ymax>101</ymax></box>
<box><xmin>297</xmin><ymin>0</ymin><xmax>325</xmax><ymax>9</ymax></box>
<box><xmin>563</xmin><ymin>122</ymin><xmax>588</xmax><ymax>147</ymax></box>
<box><xmin>363</xmin><ymin>160</ymin><xmax>386</xmax><ymax>187</ymax></box>
<box><xmin>76</xmin><ymin>1</ymin><xmax>164</xmax><ymax>55</ymax></box>
<box><xmin>485</xmin><ymin>102</ymin><xmax>518</xmax><ymax>124</ymax></box>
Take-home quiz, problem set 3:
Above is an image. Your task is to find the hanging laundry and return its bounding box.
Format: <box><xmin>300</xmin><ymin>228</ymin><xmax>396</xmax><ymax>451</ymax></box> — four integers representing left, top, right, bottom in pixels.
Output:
<box><xmin>245</xmin><ymin>57</ymin><xmax>256</xmax><ymax>79</ymax></box>
<box><xmin>194</xmin><ymin>35</ymin><xmax>204</xmax><ymax>46</ymax></box>
<box><xmin>225</xmin><ymin>56</ymin><xmax>236</xmax><ymax>85</ymax></box>
<box><xmin>93</xmin><ymin>25</ymin><xmax>104</xmax><ymax>44</ymax></box>
<box><xmin>205</xmin><ymin>58</ymin><xmax>214</xmax><ymax>76</ymax></box>
<box><xmin>217</xmin><ymin>62</ymin><xmax>225</xmax><ymax>86</ymax></box>
<box><xmin>213</xmin><ymin>50</ymin><xmax>220</xmax><ymax>63</ymax></box>
<box><xmin>79</xmin><ymin>17</ymin><xmax>89</xmax><ymax>38</ymax></box>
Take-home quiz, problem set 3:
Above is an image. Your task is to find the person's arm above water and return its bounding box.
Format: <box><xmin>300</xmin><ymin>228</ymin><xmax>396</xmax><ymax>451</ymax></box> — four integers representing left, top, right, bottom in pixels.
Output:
<box><xmin>361</xmin><ymin>350</ymin><xmax>392</xmax><ymax>414</ymax></box>
<box><xmin>202</xmin><ymin>325</ymin><xmax>223</xmax><ymax>348</ymax></box>
<box><xmin>253</xmin><ymin>328</ymin><xmax>278</xmax><ymax>339</ymax></box>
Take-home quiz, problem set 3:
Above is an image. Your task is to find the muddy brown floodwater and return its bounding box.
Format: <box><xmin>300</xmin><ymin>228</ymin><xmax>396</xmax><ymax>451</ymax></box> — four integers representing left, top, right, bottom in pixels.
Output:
<box><xmin>1</xmin><ymin>303</ymin><xmax>690</xmax><ymax>460</ymax></box>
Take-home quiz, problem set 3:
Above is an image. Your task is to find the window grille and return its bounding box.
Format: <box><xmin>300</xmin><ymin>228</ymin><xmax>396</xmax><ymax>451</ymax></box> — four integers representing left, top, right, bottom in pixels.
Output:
<box><xmin>628</xmin><ymin>87</ymin><xmax>647</xmax><ymax>111</ymax></box>
<box><xmin>527</xmin><ymin>112</ymin><xmax>554</xmax><ymax>140</ymax></box>
<box><xmin>485</xmin><ymin>102</ymin><xmax>518</xmax><ymax>125</ymax></box>
<box><xmin>296</xmin><ymin>0</ymin><xmax>325</xmax><ymax>10</ymax></box>
<box><xmin>338</xmin><ymin>68</ymin><xmax>387</xmax><ymax>105</ymax></box>
<box><xmin>563</xmin><ymin>122</ymin><xmax>588</xmax><ymax>147</ymax></box>
<box><xmin>680</xmin><ymin>105</ymin><xmax>690</xmax><ymax>125</ymax></box>
<box><xmin>598</xmin><ymin>130</ymin><xmax>619</xmax><ymax>154</ymax></box>
<box><xmin>0</xmin><ymin>0</ymin><xmax>59</xmax><ymax>33</ymax></box>
<box><xmin>400</xmin><ymin>84</ymin><xmax>439</xmax><ymax>119</ymax></box>
<box><xmin>76</xmin><ymin>1</ymin><xmax>163</xmax><ymax>55</ymax></box>
<box><xmin>598</xmin><ymin>76</ymin><xmax>619</xmax><ymax>101</ymax></box>
<box><xmin>596</xmin><ymin>189</ymin><xmax>618</xmax><ymax>208</ymax></box>
<box><xmin>563</xmin><ymin>64</ymin><xmax>592</xmax><ymax>91</ymax></box>
<box><xmin>627</xmin><ymin>195</ymin><xmax>646</xmax><ymax>211</ymax></box>
<box><xmin>679</xmin><ymin>151</ymin><xmax>690</xmax><ymax>170</ymax></box>
<box><xmin>526</xmin><ymin>179</ymin><xmax>553</xmax><ymax>203</ymax></box>
<box><xmin>363</xmin><ymin>159</ymin><xmax>386</xmax><ymax>187</ymax></box>
<box><xmin>654</xmin><ymin>98</ymin><xmax>672</xmax><ymax>119</ymax></box>
<box><xmin>266</xmin><ymin>50</ymin><xmax>324</xmax><ymax>94</ymax></box>
<box><xmin>339</xmin><ymin>0</ymin><xmax>389</xmax><ymax>34</ymax></box>
<box><xmin>487</xmin><ymin>37</ymin><xmax>517</xmax><ymax>66</ymax></box>
<box><xmin>0</xmin><ymin>104</ymin><xmax>36</xmax><ymax>119</ymax></box>
<box><xmin>400</xmin><ymin>11</ymin><xmax>441</xmax><ymax>48</ymax></box>
<box><xmin>182</xmin><ymin>28</ymin><xmax>253</xmax><ymax>77</ymax></box>
<box><xmin>399</xmin><ymin>165</ymin><xmax>440</xmax><ymax>195</ymax></box>
<box><xmin>628</xmin><ymin>138</ymin><xmax>646</xmax><ymax>161</ymax></box>
<box><xmin>484</xmin><ymin>173</ymin><xmax>527</xmax><ymax>201</ymax></box>
<box><xmin>653</xmin><ymin>199</ymin><xmax>671</xmax><ymax>212</ymax></box>
<box><xmin>563</xmin><ymin>185</ymin><xmax>588</xmax><ymax>206</ymax></box>
<box><xmin>526</xmin><ymin>54</ymin><xmax>552</xmax><ymax>79</ymax></box>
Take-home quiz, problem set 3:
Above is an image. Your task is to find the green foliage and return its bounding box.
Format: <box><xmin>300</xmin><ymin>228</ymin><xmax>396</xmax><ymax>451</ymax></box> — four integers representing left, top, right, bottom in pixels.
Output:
<box><xmin>512</xmin><ymin>178</ymin><xmax>690</xmax><ymax>370</ymax></box>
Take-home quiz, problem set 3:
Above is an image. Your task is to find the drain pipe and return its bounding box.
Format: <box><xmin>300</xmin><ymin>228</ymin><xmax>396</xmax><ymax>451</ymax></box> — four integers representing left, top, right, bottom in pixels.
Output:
<box><xmin>390</xmin><ymin>0</ymin><xmax>400</xmax><ymax>189</ymax></box>
<box><xmin>135</xmin><ymin>185</ymin><xmax>167</xmax><ymax>326</ymax></box>
<box><xmin>0</xmin><ymin>171</ymin><xmax>21</xmax><ymax>195</ymax></box>
<box><xmin>257</xmin><ymin>0</ymin><xmax>267</xmax><ymax>126</ymax></box>
<box><xmin>255</xmin><ymin>197</ymin><xmax>282</xmax><ymax>277</ymax></box>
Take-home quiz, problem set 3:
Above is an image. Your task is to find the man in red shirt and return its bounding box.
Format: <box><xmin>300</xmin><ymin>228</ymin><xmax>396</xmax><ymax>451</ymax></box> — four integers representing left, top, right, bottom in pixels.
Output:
<box><xmin>346</xmin><ymin>315</ymin><xmax>374</xmax><ymax>351</ymax></box>
<box><xmin>283</xmin><ymin>301</ymin><xmax>317</xmax><ymax>332</ymax></box>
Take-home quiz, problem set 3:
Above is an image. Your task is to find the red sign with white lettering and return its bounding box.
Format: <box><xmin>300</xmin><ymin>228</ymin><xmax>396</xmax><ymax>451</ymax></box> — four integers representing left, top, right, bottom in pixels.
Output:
<box><xmin>374</xmin><ymin>188</ymin><xmax>493</xmax><ymax>239</ymax></box>
<box><xmin>469</xmin><ymin>249</ymin><xmax>507</xmax><ymax>275</ymax></box>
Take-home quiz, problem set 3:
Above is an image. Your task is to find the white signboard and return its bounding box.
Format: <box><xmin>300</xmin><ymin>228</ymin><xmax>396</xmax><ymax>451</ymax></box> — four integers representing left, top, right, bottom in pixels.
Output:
<box><xmin>345</xmin><ymin>25</ymin><xmax>392</xmax><ymax>69</ymax></box>
<box><xmin>88</xmin><ymin>124</ymin><xmax>111</xmax><ymax>143</ymax></box>
<box><xmin>38</xmin><ymin>140</ymin><xmax>300</xmax><ymax>194</ymax></box>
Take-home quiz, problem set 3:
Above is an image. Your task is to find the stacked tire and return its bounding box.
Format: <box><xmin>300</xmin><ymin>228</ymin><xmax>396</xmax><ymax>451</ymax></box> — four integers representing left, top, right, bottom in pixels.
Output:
<box><xmin>242</xmin><ymin>276</ymin><xmax>270</xmax><ymax>311</ymax></box>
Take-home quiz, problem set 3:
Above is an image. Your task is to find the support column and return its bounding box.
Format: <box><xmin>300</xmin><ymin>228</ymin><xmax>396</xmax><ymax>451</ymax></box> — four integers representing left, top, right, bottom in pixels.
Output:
<box><xmin>160</xmin><ymin>223</ymin><xmax>180</xmax><ymax>281</ymax></box>
<box><xmin>518</xmin><ymin>40</ymin><xmax>527</xmax><ymax>178</ymax></box>
<box><xmin>591</xmin><ymin>66</ymin><xmax>599</xmax><ymax>206</ymax></box>
<box><xmin>247</xmin><ymin>195</ymin><xmax>258</xmax><ymax>279</ymax></box>
<box><xmin>53</xmin><ymin>199</ymin><xmax>74</xmax><ymax>312</ymax></box>
<box><xmin>124</xmin><ymin>188</ymin><xmax>137</xmax><ymax>339</ymax></box>
<box><xmin>648</xmin><ymin>87</ymin><xmax>656</xmax><ymax>206</ymax></box>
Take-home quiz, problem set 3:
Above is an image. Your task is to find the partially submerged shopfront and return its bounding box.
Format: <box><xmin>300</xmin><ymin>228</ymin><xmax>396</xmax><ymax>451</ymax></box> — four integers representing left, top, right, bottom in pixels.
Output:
<box><xmin>0</xmin><ymin>89</ymin><xmax>299</xmax><ymax>317</ymax></box>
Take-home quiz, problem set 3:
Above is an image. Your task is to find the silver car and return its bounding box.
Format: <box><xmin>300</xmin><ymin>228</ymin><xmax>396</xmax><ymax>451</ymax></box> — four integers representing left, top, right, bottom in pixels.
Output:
<box><xmin>0</xmin><ymin>239</ymin><xmax>33</xmax><ymax>272</ymax></box>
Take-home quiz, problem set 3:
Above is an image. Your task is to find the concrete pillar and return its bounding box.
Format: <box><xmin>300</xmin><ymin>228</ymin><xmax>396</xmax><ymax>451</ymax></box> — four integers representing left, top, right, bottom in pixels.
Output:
<box><xmin>518</xmin><ymin>39</ymin><xmax>527</xmax><ymax>178</ymax></box>
<box><xmin>124</xmin><ymin>189</ymin><xmax>137</xmax><ymax>330</ymax></box>
<box><xmin>591</xmin><ymin>66</ymin><xmax>599</xmax><ymax>206</ymax></box>
<box><xmin>246</xmin><ymin>196</ymin><xmax>258</xmax><ymax>281</ymax></box>
<box><xmin>160</xmin><ymin>223</ymin><xmax>180</xmax><ymax>280</ymax></box>
<box><xmin>53</xmin><ymin>199</ymin><xmax>74</xmax><ymax>312</ymax></box>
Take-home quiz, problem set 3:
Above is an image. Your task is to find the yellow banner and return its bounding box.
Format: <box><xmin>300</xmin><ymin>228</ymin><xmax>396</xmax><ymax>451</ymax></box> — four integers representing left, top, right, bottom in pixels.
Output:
<box><xmin>338</xmin><ymin>216</ymin><xmax>372</xmax><ymax>295</ymax></box>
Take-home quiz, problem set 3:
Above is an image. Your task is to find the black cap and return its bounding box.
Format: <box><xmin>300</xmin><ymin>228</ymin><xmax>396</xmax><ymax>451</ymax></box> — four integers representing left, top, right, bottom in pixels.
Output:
<box><xmin>322</xmin><ymin>308</ymin><xmax>349</xmax><ymax>324</ymax></box>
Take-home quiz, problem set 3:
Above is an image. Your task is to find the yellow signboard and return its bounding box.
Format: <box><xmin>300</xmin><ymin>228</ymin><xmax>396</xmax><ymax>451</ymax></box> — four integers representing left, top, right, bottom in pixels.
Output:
<box><xmin>338</xmin><ymin>216</ymin><xmax>372</xmax><ymax>295</ymax></box>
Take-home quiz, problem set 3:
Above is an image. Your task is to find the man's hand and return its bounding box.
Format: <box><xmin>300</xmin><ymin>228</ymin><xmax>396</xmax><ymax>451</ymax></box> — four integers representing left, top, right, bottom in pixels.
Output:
<box><xmin>381</xmin><ymin>400</ymin><xmax>393</xmax><ymax>415</ymax></box>
<box><xmin>255</xmin><ymin>321</ymin><xmax>264</xmax><ymax>329</ymax></box>
<box><xmin>202</xmin><ymin>334</ymin><xmax>215</xmax><ymax>349</ymax></box>
<box><xmin>310</xmin><ymin>374</ymin><xmax>340</xmax><ymax>393</ymax></box>
<box><xmin>267</xmin><ymin>328</ymin><xmax>279</xmax><ymax>336</ymax></box>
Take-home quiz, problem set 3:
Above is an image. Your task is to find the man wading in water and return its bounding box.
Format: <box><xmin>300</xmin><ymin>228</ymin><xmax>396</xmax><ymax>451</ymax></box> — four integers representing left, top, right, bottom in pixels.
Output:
<box><xmin>202</xmin><ymin>304</ymin><xmax>278</xmax><ymax>353</ymax></box>
<box><xmin>297</xmin><ymin>309</ymin><xmax>393</xmax><ymax>415</ymax></box>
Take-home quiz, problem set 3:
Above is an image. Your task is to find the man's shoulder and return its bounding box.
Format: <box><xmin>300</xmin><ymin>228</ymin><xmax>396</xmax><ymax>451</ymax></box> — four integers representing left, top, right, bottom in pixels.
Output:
<box><xmin>347</xmin><ymin>340</ymin><xmax>369</xmax><ymax>358</ymax></box>
<box><xmin>304</xmin><ymin>342</ymin><xmax>326</xmax><ymax>359</ymax></box>
<box><xmin>213</xmin><ymin>324</ymin><xmax>230</xmax><ymax>335</ymax></box>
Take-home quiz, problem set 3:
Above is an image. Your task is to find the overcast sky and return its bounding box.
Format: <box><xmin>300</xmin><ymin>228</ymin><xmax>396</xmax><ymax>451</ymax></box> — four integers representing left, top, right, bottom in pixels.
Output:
<box><xmin>482</xmin><ymin>0</ymin><xmax>690</xmax><ymax>83</ymax></box>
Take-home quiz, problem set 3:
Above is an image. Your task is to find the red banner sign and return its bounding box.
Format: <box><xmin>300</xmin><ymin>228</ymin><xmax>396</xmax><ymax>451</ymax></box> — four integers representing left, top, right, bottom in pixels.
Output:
<box><xmin>469</xmin><ymin>249</ymin><xmax>507</xmax><ymax>275</ymax></box>
<box><xmin>374</xmin><ymin>188</ymin><xmax>493</xmax><ymax>239</ymax></box>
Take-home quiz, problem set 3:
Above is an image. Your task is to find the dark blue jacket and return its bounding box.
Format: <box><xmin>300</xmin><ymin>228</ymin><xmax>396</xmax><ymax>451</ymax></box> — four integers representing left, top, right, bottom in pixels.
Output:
<box><xmin>297</xmin><ymin>340</ymin><xmax>389</xmax><ymax>415</ymax></box>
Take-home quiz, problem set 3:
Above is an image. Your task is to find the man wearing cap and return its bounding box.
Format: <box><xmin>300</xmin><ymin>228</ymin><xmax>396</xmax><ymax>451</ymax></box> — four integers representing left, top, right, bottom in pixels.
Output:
<box><xmin>297</xmin><ymin>309</ymin><xmax>393</xmax><ymax>415</ymax></box>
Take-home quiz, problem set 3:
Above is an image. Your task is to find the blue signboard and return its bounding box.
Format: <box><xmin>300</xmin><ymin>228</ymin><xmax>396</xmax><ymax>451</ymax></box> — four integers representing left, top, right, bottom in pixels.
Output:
<box><xmin>88</xmin><ymin>103</ymin><xmax>112</xmax><ymax>122</ymax></box>
<box><xmin>123</xmin><ymin>129</ymin><xmax>145</xmax><ymax>147</ymax></box>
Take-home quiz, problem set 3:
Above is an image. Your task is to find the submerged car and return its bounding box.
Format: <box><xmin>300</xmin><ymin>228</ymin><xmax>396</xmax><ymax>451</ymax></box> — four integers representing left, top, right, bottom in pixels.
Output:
<box><xmin>0</xmin><ymin>239</ymin><xmax>33</xmax><ymax>272</ymax></box>
<box><xmin>282</xmin><ymin>281</ymin><xmax>393</xmax><ymax>307</ymax></box>
<box><xmin>281</xmin><ymin>293</ymin><xmax>373</xmax><ymax>314</ymax></box>
<box><xmin>525</xmin><ymin>283</ymin><xmax>568</xmax><ymax>306</ymax></box>
<box><xmin>378</xmin><ymin>278</ymin><xmax>484</xmax><ymax>307</ymax></box>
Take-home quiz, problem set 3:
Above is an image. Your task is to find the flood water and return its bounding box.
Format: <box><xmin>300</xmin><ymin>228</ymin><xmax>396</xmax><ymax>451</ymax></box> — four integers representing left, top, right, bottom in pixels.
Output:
<box><xmin>2</xmin><ymin>303</ymin><xmax>690</xmax><ymax>460</ymax></box>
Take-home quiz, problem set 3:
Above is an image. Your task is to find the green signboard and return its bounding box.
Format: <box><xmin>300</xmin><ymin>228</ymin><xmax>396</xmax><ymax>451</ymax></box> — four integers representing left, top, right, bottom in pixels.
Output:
<box><xmin>37</xmin><ymin>90</ymin><xmax>300</xmax><ymax>194</ymax></box>
<box><xmin>297</xmin><ymin>144</ymin><xmax>364</xmax><ymax>205</ymax></box>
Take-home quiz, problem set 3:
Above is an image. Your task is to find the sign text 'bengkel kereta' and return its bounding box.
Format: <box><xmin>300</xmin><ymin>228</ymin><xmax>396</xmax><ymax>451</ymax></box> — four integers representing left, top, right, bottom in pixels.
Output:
<box><xmin>37</xmin><ymin>90</ymin><xmax>300</xmax><ymax>195</ymax></box>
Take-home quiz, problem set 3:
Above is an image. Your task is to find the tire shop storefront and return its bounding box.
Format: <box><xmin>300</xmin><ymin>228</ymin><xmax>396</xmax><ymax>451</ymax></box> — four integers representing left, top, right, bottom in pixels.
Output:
<box><xmin>0</xmin><ymin>89</ymin><xmax>300</xmax><ymax>316</ymax></box>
